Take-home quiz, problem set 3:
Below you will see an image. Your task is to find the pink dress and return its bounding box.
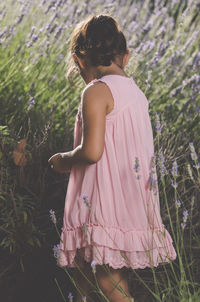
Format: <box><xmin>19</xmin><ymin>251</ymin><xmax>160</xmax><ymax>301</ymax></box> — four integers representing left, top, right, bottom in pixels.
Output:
<box><xmin>58</xmin><ymin>74</ymin><xmax>177</xmax><ymax>269</ymax></box>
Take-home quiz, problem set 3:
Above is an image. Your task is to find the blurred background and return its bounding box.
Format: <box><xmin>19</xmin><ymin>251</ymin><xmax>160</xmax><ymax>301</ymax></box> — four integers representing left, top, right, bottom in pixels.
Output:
<box><xmin>0</xmin><ymin>0</ymin><xmax>200</xmax><ymax>301</ymax></box>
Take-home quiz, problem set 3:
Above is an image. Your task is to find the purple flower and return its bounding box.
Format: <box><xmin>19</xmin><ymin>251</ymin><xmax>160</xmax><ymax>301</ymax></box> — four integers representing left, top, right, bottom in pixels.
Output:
<box><xmin>155</xmin><ymin>112</ymin><xmax>162</xmax><ymax>133</ymax></box>
<box><xmin>158</xmin><ymin>150</ymin><xmax>166</xmax><ymax>177</ymax></box>
<box><xmin>54</xmin><ymin>26</ymin><xmax>63</xmax><ymax>40</ymax></box>
<box><xmin>171</xmin><ymin>160</ymin><xmax>178</xmax><ymax>177</ymax></box>
<box><xmin>187</xmin><ymin>163</ymin><xmax>194</xmax><ymax>180</ymax></box>
<box><xmin>134</xmin><ymin>157</ymin><xmax>140</xmax><ymax>173</ymax></box>
<box><xmin>83</xmin><ymin>194</ymin><xmax>88</xmax><ymax>200</ymax></box>
<box><xmin>183</xmin><ymin>210</ymin><xmax>188</xmax><ymax>220</ymax></box>
<box><xmin>53</xmin><ymin>243</ymin><xmax>60</xmax><ymax>261</ymax></box>
<box><xmin>181</xmin><ymin>222</ymin><xmax>186</xmax><ymax>229</ymax></box>
<box><xmin>46</xmin><ymin>23</ymin><xmax>51</xmax><ymax>31</ymax></box>
<box><xmin>57</xmin><ymin>53</ymin><xmax>64</xmax><ymax>63</ymax></box>
<box><xmin>15</xmin><ymin>13</ymin><xmax>25</xmax><ymax>25</ymax></box>
<box><xmin>68</xmin><ymin>292</ymin><xmax>73</xmax><ymax>302</ymax></box>
<box><xmin>31</xmin><ymin>26</ymin><xmax>36</xmax><ymax>32</ymax></box>
<box><xmin>91</xmin><ymin>260</ymin><xmax>96</xmax><ymax>274</ymax></box>
<box><xmin>171</xmin><ymin>181</ymin><xmax>178</xmax><ymax>189</ymax></box>
<box><xmin>189</xmin><ymin>142</ymin><xmax>198</xmax><ymax>161</ymax></box>
<box><xmin>29</xmin><ymin>97</ymin><xmax>35</xmax><ymax>107</ymax></box>
<box><xmin>134</xmin><ymin>157</ymin><xmax>141</xmax><ymax>180</ymax></box>
<box><xmin>181</xmin><ymin>209</ymin><xmax>189</xmax><ymax>229</ymax></box>
<box><xmin>83</xmin><ymin>195</ymin><xmax>91</xmax><ymax>210</ymax></box>
<box><xmin>82</xmin><ymin>297</ymin><xmax>87</xmax><ymax>301</ymax></box>
<box><xmin>149</xmin><ymin>171</ymin><xmax>157</xmax><ymax>191</ymax></box>
<box><xmin>175</xmin><ymin>200</ymin><xmax>181</xmax><ymax>208</ymax></box>
<box><xmin>32</xmin><ymin>34</ymin><xmax>38</xmax><ymax>42</ymax></box>
<box><xmin>49</xmin><ymin>209</ymin><xmax>56</xmax><ymax>224</ymax></box>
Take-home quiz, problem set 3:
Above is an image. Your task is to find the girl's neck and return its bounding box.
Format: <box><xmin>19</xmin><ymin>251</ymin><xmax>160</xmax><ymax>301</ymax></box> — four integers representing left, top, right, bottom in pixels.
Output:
<box><xmin>82</xmin><ymin>62</ymin><xmax>128</xmax><ymax>84</ymax></box>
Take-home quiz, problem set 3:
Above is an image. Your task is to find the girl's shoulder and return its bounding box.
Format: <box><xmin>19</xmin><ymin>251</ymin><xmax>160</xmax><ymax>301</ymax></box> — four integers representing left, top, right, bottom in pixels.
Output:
<box><xmin>81</xmin><ymin>79</ymin><xmax>113</xmax><ymax>102</ymax></box>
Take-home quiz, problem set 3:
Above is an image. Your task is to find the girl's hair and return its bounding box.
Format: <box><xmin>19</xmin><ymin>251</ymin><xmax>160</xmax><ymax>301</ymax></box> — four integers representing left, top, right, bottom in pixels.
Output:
<box><xmin>65</xmin><ymin>14</ymin><xmax>128</xmax><ymax>80</ymax></box>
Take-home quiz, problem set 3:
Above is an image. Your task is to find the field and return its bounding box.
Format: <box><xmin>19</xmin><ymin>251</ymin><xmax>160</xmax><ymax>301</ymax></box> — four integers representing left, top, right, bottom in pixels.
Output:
<box><xmin>0</xmin><ymin>0</ymin><xmax>200</xmax><ymax>301</ymax></box>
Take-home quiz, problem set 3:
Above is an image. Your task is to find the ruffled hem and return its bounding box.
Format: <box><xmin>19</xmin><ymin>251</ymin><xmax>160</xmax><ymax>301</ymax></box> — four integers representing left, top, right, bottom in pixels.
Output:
<box><xmin>57</xmin><ymin>224</ymin><xmax>177</xmax><ymax>269</ymax></box>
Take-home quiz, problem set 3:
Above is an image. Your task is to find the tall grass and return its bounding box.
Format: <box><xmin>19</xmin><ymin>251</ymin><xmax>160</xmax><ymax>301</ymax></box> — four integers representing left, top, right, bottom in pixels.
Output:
<box><xmin>0</xmin><ymin>0</ymin><xmax>200</xmax><ymax>301</ymax></box>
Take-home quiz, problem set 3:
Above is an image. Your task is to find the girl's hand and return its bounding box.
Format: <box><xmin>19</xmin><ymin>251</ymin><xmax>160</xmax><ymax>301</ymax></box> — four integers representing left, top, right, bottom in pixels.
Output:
<box><xmin>48</xmin><ymin>153</ymin><xmax>72</xmax><ymax>173</ymax></box>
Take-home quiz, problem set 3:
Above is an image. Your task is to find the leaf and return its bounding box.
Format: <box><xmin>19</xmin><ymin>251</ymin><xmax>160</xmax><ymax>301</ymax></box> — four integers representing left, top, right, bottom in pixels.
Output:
<box><xmin>27</xmin><ymin>238</ymin><xmax>34</xmax><ymax>246</ymax></box>
<box><xmin>35</xmin><ymin>238</ymin><xmax>41</xmax><ymax>247</ymax></box>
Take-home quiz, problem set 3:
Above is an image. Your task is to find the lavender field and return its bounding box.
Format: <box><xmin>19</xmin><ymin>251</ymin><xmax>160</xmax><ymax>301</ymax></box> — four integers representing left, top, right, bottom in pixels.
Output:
<box><xmin>0</xmin><ymin>0</ymin><xmax>200</xmax><ymax>301</ymax></box>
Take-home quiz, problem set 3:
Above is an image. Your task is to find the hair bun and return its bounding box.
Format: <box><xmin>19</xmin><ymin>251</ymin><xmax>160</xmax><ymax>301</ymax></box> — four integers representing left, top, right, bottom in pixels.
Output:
<box><xmin>71</xmin><ymin>14</ymin><xmax>127</xmax><ymax>67</ymax></box>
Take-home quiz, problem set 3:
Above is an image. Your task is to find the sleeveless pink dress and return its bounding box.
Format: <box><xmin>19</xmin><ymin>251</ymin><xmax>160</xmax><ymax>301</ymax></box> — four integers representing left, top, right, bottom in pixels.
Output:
<box><xmin>57</xmin><ymin>74</ymin><xmax>177</xmax><ymax>269</ymax></box>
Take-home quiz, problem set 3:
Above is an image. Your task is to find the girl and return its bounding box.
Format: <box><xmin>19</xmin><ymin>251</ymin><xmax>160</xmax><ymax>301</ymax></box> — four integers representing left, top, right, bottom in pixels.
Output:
<box><xmin>48</xmin><ymin>14</ymin><xmax>177</xmax><ymax>302</ymax></box>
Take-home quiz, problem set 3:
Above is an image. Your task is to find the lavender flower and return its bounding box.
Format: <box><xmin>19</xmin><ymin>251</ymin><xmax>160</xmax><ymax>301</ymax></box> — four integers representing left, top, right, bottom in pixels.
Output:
<box><xmin>134</xmin><ymin>157</ymin><xmax>141</xmax><ymax>179</ymax></box>
<box><xmin>149</xmin><ymin>171</ymin><xmax>157</xmax><ymax>192</ymax></box>
<box><xmin>83</xmin><ymin>195</ymin><xmax>91</xmax><ymax>210</ymax></box>
<box><xmin>32</xmin><ymin>34</ymin><xmax>38</xmax><ymax>42</ymax></box>
<box><xmin>31</xmin><ymin>26</ymin><xmax>36</xmax><ymax>32</ymax></box>
<box><xmin>171</xmin><ymin>160</ymin><xmax>178</xmax><ymax>177</ymax></box>
<box><xmin>68</xmin><ymin>292</ymin><xmax>73</xmax><ymax>302</ymax></box>
<box><xmin>49</xmin><ymin>209</ymin><xmax>56</xmax><ymax>224</ymax></box>
<box><xmin>15</xmin><ymin>13</ymin><xmax>25</xmax><ymax>25</ymax></box>
<box><xmin>155</xmin><ymin>112</ymin><xmax>162</xmax><ymax>133</ymax></box>
<box><xmin>181</xmin><ymin>222</ymin><xmax>186</xmax><ymax>229</ymax></box>
<box><xmin>158</xmin><ymin>150</ymin><xmax>166</xmax><ymax>177</ymax></box>
<box><xmin>57</xmin><ymin>53</ymin><xmax>64</xmax><ymax>63</ymax></box>
<box><xmin>171</xmin><ymin>181</ymin><xmax>178</xmax><ymax>189</ymax></box>
<box><xmin>187</xmin><ymin>163</ymin><xmax>194</xmax><ymax>180</ymax></box>
<box><xmin>82</xmin><ymin>297</ymin><xmax>87</xmax><ymax>301</ymax></box>
<box><xmin>134</xmin><ymin>157</ymin><xmax>140</xmax><ymax>173</ymax></box>
<box><xmin>181</xmin><ymin>209</ymin><xmax>189</xmax><ymax>229</ymax></box>
<box><xmin>148</xmin><ymin>154</ymin><xmax>158</xmax><ymax>194</ymax></box>
<box><xmin>52</xmin><ymin>74</ymin><xmax>57</xmax><ymax>80</ymax></box>
<box><xmin>91</xmin><ymin>260</ymin><xmax>96</xmax><ymax>274</ymax></box>
<box><xmin>189</xmin><ymin>142</ymin><xmax>198</xmax><ymax>161</ymax></box>
<box><xmin>29</xmin><ymin>97</ymin><xmax>35</xmax><ymax>107</ymax></box>
<box><xmin>175</xmin><ymin>200</ymin><xmax>181</xmax><ymax>208</ymax></box>
<box><xmin>53</xmin><ymin>243</ymin><xmax>60</xmax><ymax>261</ymax></box>
<box><xmin>183</xmin><ymin>210</ymin><xmax>189</xmax><ymax>222</ymax></box>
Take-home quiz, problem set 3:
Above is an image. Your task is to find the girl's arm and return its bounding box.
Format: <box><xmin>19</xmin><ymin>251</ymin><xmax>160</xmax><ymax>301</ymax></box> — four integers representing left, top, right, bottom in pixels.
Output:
<box><xmin>48</xmin><ymin>82</ymin><xmax>109</xmax><ymax>173</ymax></box>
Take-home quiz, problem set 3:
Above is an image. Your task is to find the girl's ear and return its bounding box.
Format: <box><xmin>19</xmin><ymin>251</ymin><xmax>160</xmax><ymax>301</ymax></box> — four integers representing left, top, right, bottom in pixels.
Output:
<box><xmin>72</xmin><ymin>53</ymin><xmax>85</xmax><ymax>70</ymax></box>
<box><xmin>123</xmin><ymin>49</ymin><xmax>130</xmax><ymax>67</ymax></box>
